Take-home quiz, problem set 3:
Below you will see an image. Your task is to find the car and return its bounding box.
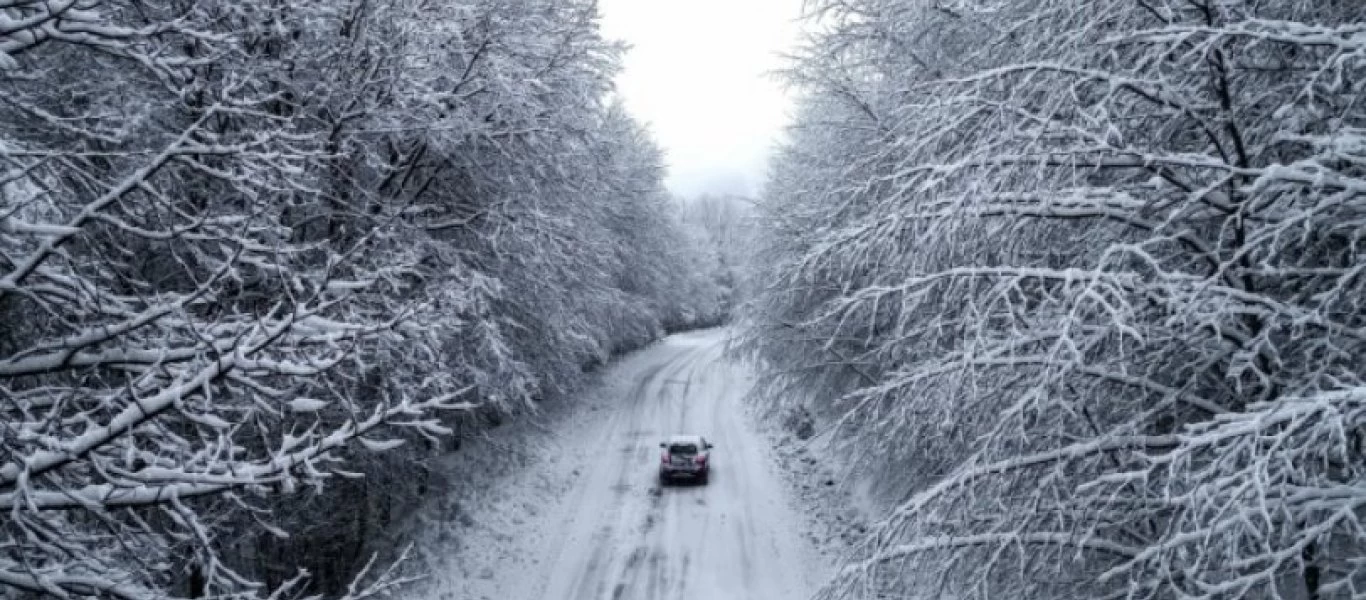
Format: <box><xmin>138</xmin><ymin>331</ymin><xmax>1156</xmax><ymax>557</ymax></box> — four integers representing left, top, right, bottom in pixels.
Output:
<box><xmin>658</xmin><ymin>434</ymin><xmax>713</xmax><ymax>485</ymax></box>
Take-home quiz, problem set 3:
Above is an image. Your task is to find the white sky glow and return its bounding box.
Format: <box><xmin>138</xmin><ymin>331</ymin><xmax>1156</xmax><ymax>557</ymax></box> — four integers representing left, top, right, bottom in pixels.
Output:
<box><xmin>597</xmin><ymin>0</ymin><xmax>804</xmax><ymax>199</ymax></box>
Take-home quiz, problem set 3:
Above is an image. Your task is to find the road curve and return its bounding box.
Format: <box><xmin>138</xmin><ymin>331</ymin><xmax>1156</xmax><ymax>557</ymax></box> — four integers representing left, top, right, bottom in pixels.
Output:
<box><xmin>520</xmin><ymin>329</ymin><xmax>821</xmax><ymax>600</ymax></box>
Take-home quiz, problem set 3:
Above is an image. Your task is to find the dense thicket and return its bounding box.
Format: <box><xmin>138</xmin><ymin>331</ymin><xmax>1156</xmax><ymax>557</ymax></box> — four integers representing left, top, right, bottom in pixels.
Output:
<box><xmin>744</xmin><ymin>1</ymin><xmax>1366</xmax><ymax>598</ymax></box>
<box><xmin>0</xmin><ymin>0</ymin><xmax>721</xmax><ymax>598</ymax></box>
<box><xmin>680</xmin><ymin>194</ymin><xmax>754</xmax><ymax>319</ymax></box>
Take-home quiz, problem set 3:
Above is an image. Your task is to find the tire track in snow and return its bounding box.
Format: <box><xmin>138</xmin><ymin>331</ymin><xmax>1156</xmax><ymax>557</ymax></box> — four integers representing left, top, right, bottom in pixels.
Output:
<box><xmin>560</xmin><ymin>343</ymin><xmax>708</xmax><ymax>600</ymax></box>
<box><xmin>603</xmin><ymin>345</ymin><xmax>711</xmax><ymax>600</ymax></box>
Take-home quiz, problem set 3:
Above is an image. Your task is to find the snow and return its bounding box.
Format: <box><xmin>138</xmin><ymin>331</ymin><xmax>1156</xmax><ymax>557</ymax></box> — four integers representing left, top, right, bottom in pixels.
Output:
<box><xmin>287</xmin><ymin>398</ymin><xmax>330</xmax><ymax>412</ymax></box>
<box><xmin>759</xmin><ymin>425</ymin><xmax>877</xmax><ymax>565</ymax></box>
<box><xmin>398</xmin><ymin>329</ymin><xmax>830</xmax><ymax>599</ymax></box>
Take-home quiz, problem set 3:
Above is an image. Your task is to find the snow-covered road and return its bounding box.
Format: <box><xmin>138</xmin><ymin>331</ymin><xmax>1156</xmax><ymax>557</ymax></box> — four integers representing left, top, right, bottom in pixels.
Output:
<box><xmin>407</xmin><ymin>329</ymin><xmax>826</xmax><ymax>600</ymax></box>
<box><xmin>525</xmin><ymin>329</ymin><xmax>820</xmax><ymax>600</ymax></box>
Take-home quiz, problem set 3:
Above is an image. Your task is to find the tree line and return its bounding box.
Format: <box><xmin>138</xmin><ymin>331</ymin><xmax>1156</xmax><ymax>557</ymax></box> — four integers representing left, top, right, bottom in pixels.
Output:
<box><xmin>0</xmin><ymin>0</ymin><xmax>724</xmax><ymax>597</ymax></box>
<box><xmin>743</xmin><ymin>0</ymin><xmax>1365</xmax><ymax>598</ymax></box>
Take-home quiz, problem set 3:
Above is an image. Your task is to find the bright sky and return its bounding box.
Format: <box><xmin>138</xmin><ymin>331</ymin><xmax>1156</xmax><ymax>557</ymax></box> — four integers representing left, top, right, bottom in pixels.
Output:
<box><xmin>597</xmin><ymin>0</ymin><xmax>804</xmax><ymax>199</ymax></box>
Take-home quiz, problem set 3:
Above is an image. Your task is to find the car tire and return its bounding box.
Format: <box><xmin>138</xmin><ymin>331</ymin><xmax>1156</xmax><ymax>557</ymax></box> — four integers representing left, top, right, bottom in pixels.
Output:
<box><xmin>659</xmin><ymin>472</ymin><xmax>670</xmax><ymax>487</ymax></box>
<box><xmin>698</xmin><ymin>471</ymin><xmax>709</xmax><ymax>486</ymax></box>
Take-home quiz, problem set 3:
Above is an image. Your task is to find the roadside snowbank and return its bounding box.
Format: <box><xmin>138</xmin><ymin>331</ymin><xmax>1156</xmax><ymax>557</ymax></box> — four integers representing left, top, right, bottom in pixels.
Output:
<box><xmin>752</xmin><ymin>413</ymin><xmax>876</xmax><ymax>568</ymax></box>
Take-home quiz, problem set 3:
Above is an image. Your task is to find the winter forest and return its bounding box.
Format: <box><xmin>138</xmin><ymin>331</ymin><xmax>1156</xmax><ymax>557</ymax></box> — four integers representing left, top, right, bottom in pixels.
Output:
<box><xmin>745</xmin><ymin>0</ymin><xmax>1366</xmax><ymax>598</ymax></box>
<box><xmin>0</xmin><ymin>0</ymin><xmax>729</xmax><ymax>596</ymax></box>
<box><xmin>2</xmin><ymin>0</ymin><xmax>1364</xmax><ymax>599</ymax></box>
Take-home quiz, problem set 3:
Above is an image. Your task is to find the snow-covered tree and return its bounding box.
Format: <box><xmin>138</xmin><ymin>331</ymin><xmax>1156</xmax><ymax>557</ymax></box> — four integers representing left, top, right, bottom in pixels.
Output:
<box><xmin>682</xmin><ymin>193</ymin><xmax>754</xmax><ymax>317</ymax></box>
<box><xmin>745</xmin><ymin>1</ymin><xmax>1366</xmax><ymax>598</ymax></box>
<box><xmin>0</xmin><ymin>0</ymin><xmax>475</xmax><ymax>596</ymax></box>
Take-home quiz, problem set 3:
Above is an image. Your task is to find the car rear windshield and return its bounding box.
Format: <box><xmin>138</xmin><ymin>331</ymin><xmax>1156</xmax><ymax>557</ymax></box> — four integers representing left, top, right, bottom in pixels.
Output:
<box><xmin>668</xmin><ymin>443</ymin><xmax>698</xmax><ymax>455</ymax></box>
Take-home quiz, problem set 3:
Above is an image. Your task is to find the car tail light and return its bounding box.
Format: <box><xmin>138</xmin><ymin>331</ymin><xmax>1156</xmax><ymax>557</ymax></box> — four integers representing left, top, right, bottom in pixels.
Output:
<box><xmin>694</xmin><ymin>455</ymin><xmax>707</xmax><ymax>465</ymax></box>
<box><xmin>661</xmin><ymin>452</ymin><xmax>670</xmax><ymax>464</ymax></box>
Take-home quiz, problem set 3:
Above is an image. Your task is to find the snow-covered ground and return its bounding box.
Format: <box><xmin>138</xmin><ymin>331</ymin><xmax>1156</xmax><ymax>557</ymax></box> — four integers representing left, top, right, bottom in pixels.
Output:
<box><xmin>760</xmin><ymin>424</ymin><xmax>876</xmax><ymax>567</ymax></box>
<box><xmin>400</xmin><ymin>328</ymin><xmax>829</xmax><ymax>600</ymax></box>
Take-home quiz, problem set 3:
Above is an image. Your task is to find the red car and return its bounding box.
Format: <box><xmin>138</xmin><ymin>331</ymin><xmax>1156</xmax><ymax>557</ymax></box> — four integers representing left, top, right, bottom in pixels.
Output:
<box><xmin>658</xmin><ymin>434</ymin><xmax>713</xmax><ymax>485</ymax></box>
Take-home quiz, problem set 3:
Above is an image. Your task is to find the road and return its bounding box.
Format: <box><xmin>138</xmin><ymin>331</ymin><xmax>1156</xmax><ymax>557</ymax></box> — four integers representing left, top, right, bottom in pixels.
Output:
<box><xmin>514</xmin><ymin>329</ymin><xmax>823</xmax><ymax>600</ymax></box>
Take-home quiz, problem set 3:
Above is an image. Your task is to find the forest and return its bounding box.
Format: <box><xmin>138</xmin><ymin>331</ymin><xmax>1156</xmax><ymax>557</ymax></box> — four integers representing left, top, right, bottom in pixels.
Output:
<box><xmin>5</xmin><ymin>0</ymin><xmax>1365</xmax><ymax>598</ymax></box>
<box><xmin>1</xmin><ymin>0</ymin><xmax>729</xmax><ymax>597</ymax></box>
<box><xmin>741</xmin><ymin>0</ymin><xmax>1366</xmax><ymax>598</ymax></box>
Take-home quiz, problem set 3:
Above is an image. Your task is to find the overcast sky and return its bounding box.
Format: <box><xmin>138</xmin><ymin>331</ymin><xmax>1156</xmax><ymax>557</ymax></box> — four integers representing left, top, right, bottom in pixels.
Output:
<box><xmin>597</xmin><ymin>0</ymin><xmax>804</xmax><ymax>199</ymax></box>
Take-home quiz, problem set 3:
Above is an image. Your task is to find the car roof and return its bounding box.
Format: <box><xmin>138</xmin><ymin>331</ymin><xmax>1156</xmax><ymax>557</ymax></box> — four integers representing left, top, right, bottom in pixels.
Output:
<box><xmin>665</xmin><ymin>434</ymin><xmax>704</xmax><ymax>445</ymax></box>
